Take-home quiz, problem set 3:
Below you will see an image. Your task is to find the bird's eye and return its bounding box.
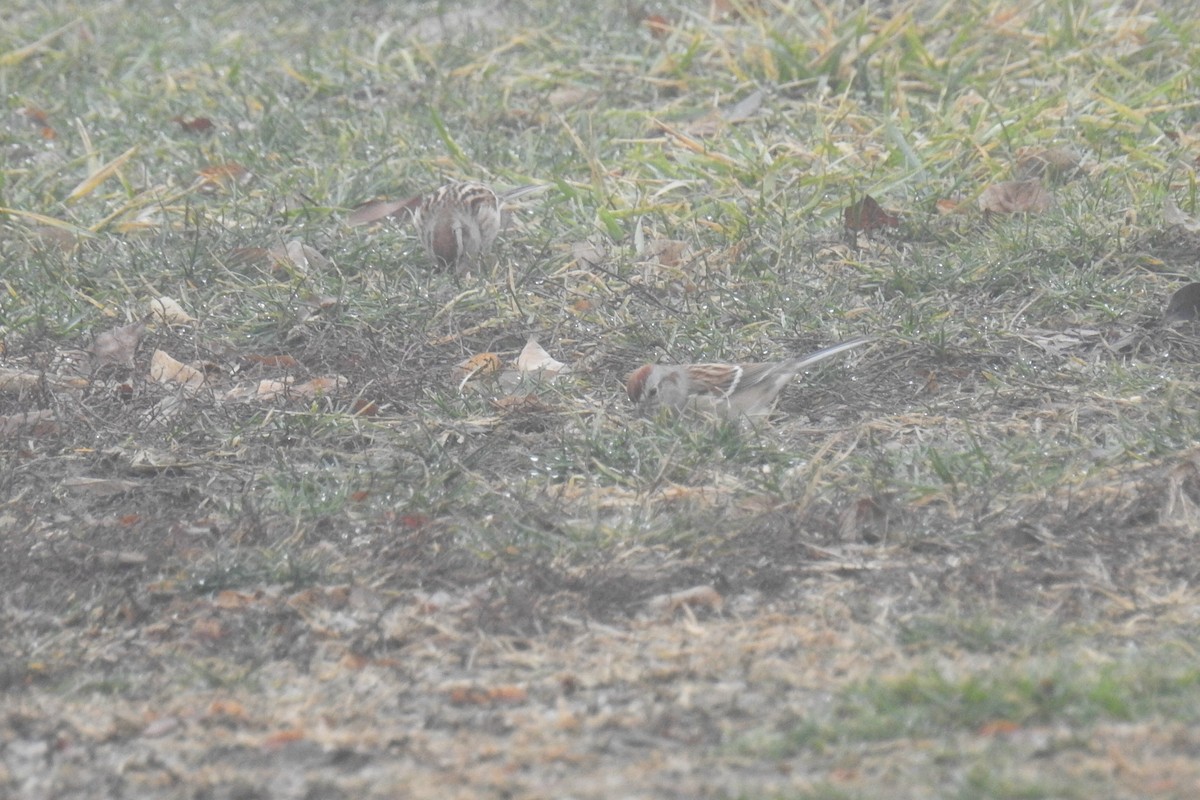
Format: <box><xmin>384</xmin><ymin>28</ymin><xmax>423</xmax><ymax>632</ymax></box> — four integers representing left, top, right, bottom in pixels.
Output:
<box><xmin>646</xmin><ymin>386</ymin><xmax>658</xmax><ymax>397</ymax></box>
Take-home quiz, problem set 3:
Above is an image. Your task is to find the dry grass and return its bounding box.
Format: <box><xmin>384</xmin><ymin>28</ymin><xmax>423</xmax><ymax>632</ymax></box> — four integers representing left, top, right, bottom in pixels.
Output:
<box><xmin>4</xmin><ymin>0</ymin><xmax>1200</xmax><ymax>797</ymax></box>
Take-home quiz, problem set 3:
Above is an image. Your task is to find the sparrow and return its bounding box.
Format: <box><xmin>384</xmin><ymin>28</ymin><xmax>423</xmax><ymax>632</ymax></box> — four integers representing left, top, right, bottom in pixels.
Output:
<box><xmin>348</xmin><ymin>181</ymin><xmax>546</xmax><ymax>272</ymax></box>
<box><xmin>625</xmin><ymin>335</ymin><xmax>874</xmax><ymax>419</ymax></box>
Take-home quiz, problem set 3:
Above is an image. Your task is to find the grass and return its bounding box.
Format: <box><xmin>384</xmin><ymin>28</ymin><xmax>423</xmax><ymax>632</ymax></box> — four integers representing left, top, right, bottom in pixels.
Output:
<box><xmin>4</xmin><ymin>0</ymin><xmax>1200</xmax><ymax>797</ymax></box>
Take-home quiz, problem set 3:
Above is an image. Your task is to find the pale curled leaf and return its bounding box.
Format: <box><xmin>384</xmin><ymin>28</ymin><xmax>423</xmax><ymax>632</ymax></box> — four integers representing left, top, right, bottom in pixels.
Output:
<box><xmin>516</xmin><ymin>338</ymin><xmax>567</xmax><ymax>376</ymax></box>
<box><xmin>149</xmin><ymin>349</ymin><xmax>208</xmax><ymax>393</ymax></box>
<box><xmin>149</xmin><ymin>296</ymin><xmax>195</xmax><ymax>325</ymax></box>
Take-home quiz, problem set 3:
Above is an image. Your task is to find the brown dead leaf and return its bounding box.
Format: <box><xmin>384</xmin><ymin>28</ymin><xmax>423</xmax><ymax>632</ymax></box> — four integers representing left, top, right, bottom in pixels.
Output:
<box><xmin>453</xmin><ymin>352</ymin><xmax>503</xmax><ymax>390</ymax></box>
<box><xmin>149</xmin><ymin>349</ymin><xmax>208</xmax><ymax>392</ymax></box>
<box><xmin>978</xmin><ymin>179</ymin><xmax>1054</xmax><ymax>215</ymax></box>
<box><xmin>91</xmin><ymin>320</ymin><xmax>147</xmax><ymax>368</ymax></box>
<box><xmin>844</xmin><ymin>195</ymin><xmax>900</xmax><ymax>231</ymax></box>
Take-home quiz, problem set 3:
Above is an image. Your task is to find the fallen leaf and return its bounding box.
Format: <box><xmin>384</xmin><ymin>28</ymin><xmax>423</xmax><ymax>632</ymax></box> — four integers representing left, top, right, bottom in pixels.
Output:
<box><xmin>978</xmin><ymin>179</ymin><xmax>1054</xmax><ymax>215</ymax></box>
<box><xmin>149</xmin><ymin>296</ymin><xmax>195</xmax><ymax>325</ymax></box>
<box><xmin>844</xmin><ymin>195</ymin><xmax>900</xmax><ymax>231</ymax></box>
<box><xmin>91</xmin><ymin>320</ymin><xmax>147</xmax><ymax>367</ymax></box>
<box><xmin>516</xmin><ymin>338</ymin><xmax>568</xmax><ymax>376</ymax></box>
<box><xmin>149</xmin><ymin>349</ymin><xmax>207</xmax><ymax>392</ymax></box>
<box><xmin>453</xmin><ymin>352</ymin><xmax>503</xmax><ymax>391</ymax></box>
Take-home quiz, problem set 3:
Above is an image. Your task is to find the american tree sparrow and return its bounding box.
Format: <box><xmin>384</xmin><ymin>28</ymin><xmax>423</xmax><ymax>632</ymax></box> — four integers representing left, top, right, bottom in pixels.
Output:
<box><xmin>625</xmin><ymin>335</ymin><xmax>874</xmax><ymax>419</ymax></box>
<box><xmin>349</xmin><ymin>181</ymin><xmax>546</xmax><ymax>272</ymax></box>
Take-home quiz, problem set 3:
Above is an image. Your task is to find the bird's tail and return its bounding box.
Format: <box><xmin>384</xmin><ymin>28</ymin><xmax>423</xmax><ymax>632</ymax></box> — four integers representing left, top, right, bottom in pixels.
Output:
<box><xmin>784</xmin><ymin>335</ymin><xmax>875</xmax><ymax>373</ymax></box>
